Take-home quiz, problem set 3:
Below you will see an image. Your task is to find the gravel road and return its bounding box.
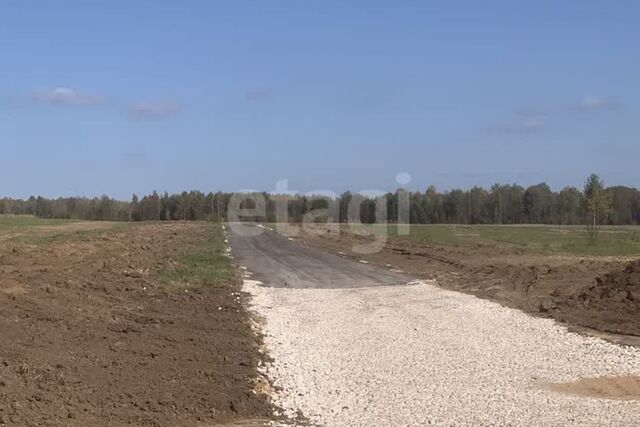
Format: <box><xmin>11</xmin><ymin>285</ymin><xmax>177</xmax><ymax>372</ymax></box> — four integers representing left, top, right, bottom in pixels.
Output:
<box><xmin>228</xmin><ymin>224</ymin><xmax>640</xmax><ymax>426</ymax></box>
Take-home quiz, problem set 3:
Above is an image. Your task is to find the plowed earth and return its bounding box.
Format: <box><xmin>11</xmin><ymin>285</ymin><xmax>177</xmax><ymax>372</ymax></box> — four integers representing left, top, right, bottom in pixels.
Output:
<box><xmin>0</xmin><ymin>222</ymin><xmax>272</xmax><ymax>426</ymax></box>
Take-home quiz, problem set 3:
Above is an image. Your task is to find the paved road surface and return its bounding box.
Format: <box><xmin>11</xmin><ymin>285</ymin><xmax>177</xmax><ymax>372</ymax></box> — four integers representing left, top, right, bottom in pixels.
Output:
<box><xmin>228</xmin><ymin>223</ymin><xmax>640</xmax><ymax>426</ymax></box>
<box><xmin>227</xmin><ymin>223</ymin><xmax>408</xmax><ymax>289</ymax></box>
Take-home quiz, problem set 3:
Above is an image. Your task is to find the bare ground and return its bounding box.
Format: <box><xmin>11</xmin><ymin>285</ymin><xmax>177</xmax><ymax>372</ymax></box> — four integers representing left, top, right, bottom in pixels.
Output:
<box><xmin>544</xmin><ymin>376</ymin><xmax>640</xmax><ymax>401</ymax></box>
<box><xmin>0</xmin><ymin>222</ymin><xmax>272</xmax><ymax>426</ymax></box>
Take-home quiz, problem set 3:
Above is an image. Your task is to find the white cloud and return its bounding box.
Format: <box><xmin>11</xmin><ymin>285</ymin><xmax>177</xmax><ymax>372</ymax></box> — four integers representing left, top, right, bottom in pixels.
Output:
<box><xmin>33</xmin><ymin>87</ymin><xmax>104</xmax><ymax>106</ymax></box>
<box><xmin>490</xmin><ymin>94</ymin><xmax>618</xmax><ymax>133</ymax></box>
<box><xmin>577</xmin><ymin>95</ymin><xmax>617</xmax><ymax>111</ymax></box>
<box><xmin>515</xmin><ymin>116</ymin><xmax>546</xmax><ymax>130</ymax></box>
<box><xmin>490</xmin><ymin>115</ymin><xmax>546</xmax><ymax>133</ymax></box>
<box><xmin>127</xmin><ymin>101</ymin><xmax>180</xmax><ymax>120</ymax></box>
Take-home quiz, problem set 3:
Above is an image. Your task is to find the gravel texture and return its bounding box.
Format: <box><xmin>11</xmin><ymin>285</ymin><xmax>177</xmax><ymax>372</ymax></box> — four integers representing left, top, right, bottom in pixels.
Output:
<box><xmin>243</xmin><ymin>279</ymin><xmax>640</xmax><ymax>426</ymax></box>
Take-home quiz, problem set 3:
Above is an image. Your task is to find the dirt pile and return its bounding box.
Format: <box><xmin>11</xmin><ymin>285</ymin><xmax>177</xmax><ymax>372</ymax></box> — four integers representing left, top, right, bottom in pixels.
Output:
<box><xmin>589</xmin><ymin>260</ymin><xmax>640</xmax><ymax>304</ymax></box>
<box><xmin>560</xmin><ymin>260</ymin><xmax>640</xmax><ymax>336</ymax></box>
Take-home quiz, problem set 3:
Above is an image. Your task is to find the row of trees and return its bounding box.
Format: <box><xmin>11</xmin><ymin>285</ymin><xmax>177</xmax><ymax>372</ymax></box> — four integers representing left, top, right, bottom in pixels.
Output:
<box><xmin>1</xmin><ymin>175</ymin><xmax>637</xmax><ymax>225</ymax></box>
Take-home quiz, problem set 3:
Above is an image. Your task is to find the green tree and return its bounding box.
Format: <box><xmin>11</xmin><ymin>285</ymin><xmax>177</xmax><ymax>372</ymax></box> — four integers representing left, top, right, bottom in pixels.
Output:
<box><xmin>424</xmin><ymin>186</ymin><xmax>443</xmax><ymax>223</ymax></box>
<box><xmin>523</xmin><ymin>183</ymin><xmax>554</xmax><ymax>223</ymax></box>
<box><xmin>468</xmin><ymin>187</ymin><xmax>490</xmax><ymax>224</ymax></box>
<box><xmin>444</xmin><ymin>190</ymin><xmax>467</xmax><ymax>224</ymax></box>
<box><xmin>130</xmin><ymin>194</ymin><xmax>141</xmax><ymax>221</ymax></box>
<box><xmin>556</xmin><ymin>187</ymin><xmax>583</xmax><ymax>225</ymax></box>
<box><xmin>583</xmin><ymin>174</ymin><xmax>611</xmax><ymax>243</ymax></box>
<box><xmin>607</xmin><ymin>186</ymin><xmax>640</xmax><ymax>225</ymax></box>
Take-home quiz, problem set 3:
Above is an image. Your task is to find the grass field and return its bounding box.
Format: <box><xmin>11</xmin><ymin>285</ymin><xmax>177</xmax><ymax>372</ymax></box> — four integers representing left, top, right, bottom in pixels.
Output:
<box><xmin>0</xmin><ymin>215</ymin><xmax>123</xmax><ymax>244</ymax></box>
<box><xmin>6</xmin><ymin>216</ymin><xmax>640</xmax><ymax>257</ymax></box>
<box><xmin>351</xmin><ymin>223</ymin><xmax>640</xmax><ymax>257</ymax></box>
<box><xmin>0</xmin><ymin>215</ymin><xmax>78</xmax><ymax>230</ymax></box>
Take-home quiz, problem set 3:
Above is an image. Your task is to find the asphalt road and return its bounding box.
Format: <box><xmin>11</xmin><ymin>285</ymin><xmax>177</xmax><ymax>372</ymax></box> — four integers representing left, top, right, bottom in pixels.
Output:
<box><xmin>227</xmin><ymin>223</ymin><xmax>409</xmax><ymax>289</ymax></box>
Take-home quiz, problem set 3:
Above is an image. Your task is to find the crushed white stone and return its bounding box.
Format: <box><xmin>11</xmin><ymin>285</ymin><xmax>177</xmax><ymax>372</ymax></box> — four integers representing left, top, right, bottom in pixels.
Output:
<box><xmin>243</xmin><ymin>279</ymin><xmax>640</xmax><ymax>426</ymax></box>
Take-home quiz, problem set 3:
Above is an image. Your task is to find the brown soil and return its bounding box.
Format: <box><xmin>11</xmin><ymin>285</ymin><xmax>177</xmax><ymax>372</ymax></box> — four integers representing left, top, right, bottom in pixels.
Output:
<box><xmin>0</xmin><ymin>222</ymin><xmax>273</xmax><ymax>426</ymax></box>
<box><xmin>544</xmin><ymin>376</ymin><xmax>640</xmax><ymax>400</ymax></box>
<box><xmin>292</xmin><ymin>225</ymin><xmax>640</xmax><ymax>344</ymax></box>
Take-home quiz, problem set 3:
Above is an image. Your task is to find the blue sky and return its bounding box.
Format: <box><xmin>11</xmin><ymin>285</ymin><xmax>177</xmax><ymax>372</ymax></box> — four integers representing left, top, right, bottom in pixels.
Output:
<box><xmin>1</xmin><ymin>1</ymin><xmax>638</xmax><ymax>199</ymax></box>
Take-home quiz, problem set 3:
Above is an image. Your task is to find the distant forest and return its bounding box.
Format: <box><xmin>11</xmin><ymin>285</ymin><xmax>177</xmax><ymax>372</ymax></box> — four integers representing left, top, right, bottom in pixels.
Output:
<box><xmin>2</xmin><ymin>180</ymin><xmax>640</xmax><ymax>225</ymax></box>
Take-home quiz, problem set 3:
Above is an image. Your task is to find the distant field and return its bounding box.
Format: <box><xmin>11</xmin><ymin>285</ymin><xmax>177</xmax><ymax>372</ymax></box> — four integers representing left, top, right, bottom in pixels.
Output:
<box><xmin>0</xmin><ymin>215</ymin><xmax>119</xmax><ymax>244</ymax></box>
<box><xmin>348</xmin><ymin>223</ymin><xmax>640</xmax><ymax>257</ymax></box>
<box><xmin>0</xmin><ymin>215</ymin><xmax>78</xmax><ymax>230</ymax></box>
<box><xmin>6</xmin><ymin>217</ymin><xmax>640</xmax><ymax>257</ymax></box>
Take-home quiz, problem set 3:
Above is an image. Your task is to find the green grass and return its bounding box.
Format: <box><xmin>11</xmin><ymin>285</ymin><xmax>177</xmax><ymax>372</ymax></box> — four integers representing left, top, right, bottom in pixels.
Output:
<box><xmin>155</xmin><ymin>224</ymin><xmax>234</xmax><ymax>287</ymax></box>
<box><xmin>0</xmin><ymin>215</ymin><xmax>78</xmax><ymax>230</ymax></box>
<box><xmin>0</xmin><ymin>215</ymin><xmax>126</xmax><ymax>245</ymax></box>
<box><xmin>350</xmin><ymin>223</ymin><xmax>640</xmax><ymax>257</ymax></box>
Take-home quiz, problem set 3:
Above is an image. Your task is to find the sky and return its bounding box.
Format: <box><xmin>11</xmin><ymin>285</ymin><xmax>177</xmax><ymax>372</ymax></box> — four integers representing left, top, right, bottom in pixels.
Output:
<box><xmin>1</xmin><ymin>1</ymin><xmax>638</xmax><ymax>200</ymax></box>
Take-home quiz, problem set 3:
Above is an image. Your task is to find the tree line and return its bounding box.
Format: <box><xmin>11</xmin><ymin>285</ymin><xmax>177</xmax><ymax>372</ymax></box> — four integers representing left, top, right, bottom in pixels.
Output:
<box><xmin>1</xmin><ymin>175</ymin><xmax>638</xmax><ymax>225</ymax></box>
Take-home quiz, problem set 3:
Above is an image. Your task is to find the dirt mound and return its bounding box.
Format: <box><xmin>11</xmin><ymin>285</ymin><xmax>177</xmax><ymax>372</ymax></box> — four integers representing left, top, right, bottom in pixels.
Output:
<box><xmin>588</xmin><ymin>260</ymin><xmax>640</xmax><ymax>303</ymax></box>
<box><xmin>556</xmin><ymin>260</ymin><xmax>640</xmax><ymax>336</ymax></box>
